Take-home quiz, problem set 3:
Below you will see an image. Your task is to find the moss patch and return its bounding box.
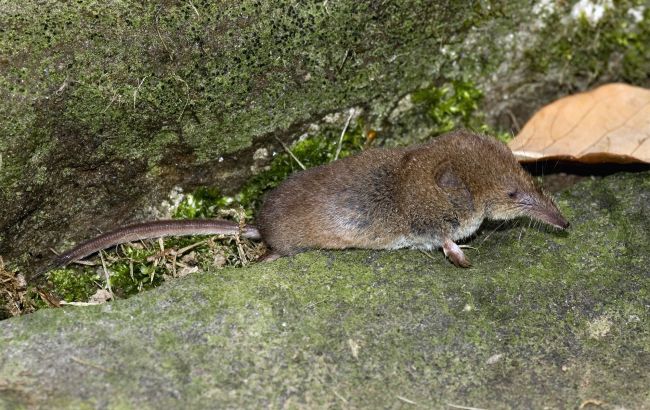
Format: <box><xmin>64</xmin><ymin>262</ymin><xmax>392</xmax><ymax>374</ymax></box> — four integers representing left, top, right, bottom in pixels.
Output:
<box><xmin>523</xmin><ymin>2</ymin><xmax>650</xmax><ymax>86</ymax></box>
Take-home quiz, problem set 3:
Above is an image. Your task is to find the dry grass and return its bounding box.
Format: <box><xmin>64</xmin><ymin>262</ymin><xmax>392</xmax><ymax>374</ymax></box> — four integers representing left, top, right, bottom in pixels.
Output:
<box><xmin>0</xmin><ymin>257</ymin><xmax>32</xmax><ymax>317</ymax></box>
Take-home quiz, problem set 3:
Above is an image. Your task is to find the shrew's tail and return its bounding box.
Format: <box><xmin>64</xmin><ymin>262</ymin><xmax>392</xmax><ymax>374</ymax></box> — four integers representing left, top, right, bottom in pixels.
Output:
<box><xmin>52</xmin><ymin>219</ymin><xmax>261</xmax><ymax>269</ymax></box>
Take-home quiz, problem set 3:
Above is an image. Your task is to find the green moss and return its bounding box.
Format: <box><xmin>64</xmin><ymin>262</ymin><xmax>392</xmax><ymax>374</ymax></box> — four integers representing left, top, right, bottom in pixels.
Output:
<box><xmin>524</xmin><ymin>2</ymin><xmax>650</xmax><ymax>86</ymax></box>
<box><xmin>44</xmin><ymin>232</ymin><xmax>257</xmax><ymax>302</ymax></box>
<box><xmin>412</xmin><ymin>80</ymin><xmax>511</xmax><ymax>141</ymax></box>
<box><xmin>47</xmin><ymin>268</ymin><xmax>99</xmax><ymax>302</ymax></box>
<box><xmin>412</xmin><ymin>80</ymin><xmax>482</xmax><ymax>133</ymax></box>
<box><xmin>173</xmin><ymin>187</ymin><xmax>232</xmax><ymax>220</ymax></box>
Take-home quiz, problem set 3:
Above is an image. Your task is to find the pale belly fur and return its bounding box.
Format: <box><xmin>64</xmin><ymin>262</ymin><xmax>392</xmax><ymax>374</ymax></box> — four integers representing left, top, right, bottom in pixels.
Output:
<box><xmin>388</xmin><ymin>214</ymin><xmax>485</xmax><ymax>251</ymax></box>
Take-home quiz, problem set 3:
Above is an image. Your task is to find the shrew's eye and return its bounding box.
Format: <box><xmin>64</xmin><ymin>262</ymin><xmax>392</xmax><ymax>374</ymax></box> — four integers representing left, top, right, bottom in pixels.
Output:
<box><xmin>508</xmin><ymin>190</ymin><xmax>518</xmax><ymax>199</ymax></box>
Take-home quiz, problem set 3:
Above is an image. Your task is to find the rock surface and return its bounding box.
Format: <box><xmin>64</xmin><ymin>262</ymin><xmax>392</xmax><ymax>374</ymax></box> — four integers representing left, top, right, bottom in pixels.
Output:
<box><xmin>1</xmin><ymin>172</ymin><xmax>648</xmax><ymax>408</ymax></box>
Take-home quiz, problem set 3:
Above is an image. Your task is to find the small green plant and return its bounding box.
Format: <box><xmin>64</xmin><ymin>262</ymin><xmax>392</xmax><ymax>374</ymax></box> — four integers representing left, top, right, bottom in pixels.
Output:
<box><xmin>412</xmin><ymin>80</ymin><xmax>511</xmax><ymax>142</ymax></box>
<box><xmin>412</xmin><ymin>80</ymin><xmax>483</xmax><ymax>134</ymax></box>
<box><xmin>47</xmin><ymin>267</ymin><xmax>100</xmax><ymax>302</ymax></box>
<box><xmin>524</xmin><ymin>3</ymin><xmax>650</xmax><ymax>87</ymax></box>
<box><xmin>174</xmin><ymin>187</ymin><xmax>233</xmax><ymax>219</ymax></box>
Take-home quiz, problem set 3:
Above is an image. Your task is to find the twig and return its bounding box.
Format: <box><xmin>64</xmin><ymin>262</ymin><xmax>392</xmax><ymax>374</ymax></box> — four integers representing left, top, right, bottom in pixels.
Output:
<box><xmin>155</xmin><ymin>11</ymin><xmax>172</xmax><ymax>59</ymax></box>
<box><xmin>60</xmin><ymin>301</ymin><xmax>103</xmax><ymax>306</ymax></box>
<box><xmin>332</xmin><ymin>389</ymin><xmax>348</xmax><ymax>404</ymax></box>
<box><xmin>72</xmin><ymin>260</ymin><xmax>97</xmax><ymax>267</ymax></box>
<box><xmin>275</xmin><ymin>137</ymin><xmax>306</xmax><ymax>170</ymax></box>
<box><xmin>396</xmin><ymin>395</ymin><xmax>417</xmax><ymax>405</ymax></box>
<box><xmin>55</xmin><ymin>76</ymin><xmax>69</xmax><ymax>94</ymax></box>
<box><xmin>322</xmin><ymin>0</ymin><xmax>330</xmax><ymax>14</ymax></box>
<box><xmin>133</xmin><ymin>76</ymin><xmax>148</xmax><ymax>109</ymax></box>
<box><xmin>446</xmin><ymin>403</ymin><xmax>486</xmax><ymax>410</ymax></box>
<box><xmin>174</xmin><ymin>74</ymin><xmax>190</xmax><ymax>122</ymax></box>
<box><xmin>153</xmin><ymin>238</ymin><xmax>165</xmax><ymax>281</ymax></box>
<box><xmin>334</xmin><ymin>109</ymin><xmax>354</xmax><ymax>161</ymax></box>
<box><xmin>70</xmin><ymin>356</ymin><xmax>113</xmax><ymax>373</ymax></box>
<box><xmin>579</xmin><ymin>399</ymin><xmax>605</xmax><ymax>409</ymax></box>
<box><xmin>304</xmin><ymin>299</ymin><xmax>328</xmax><ymax>310</ymax></box>
<box><xmin>187</xmin><ymin>0</ymin><xmax>199</xmax><ymax>17</ymax></box>
<box><xmin>459</xmin><ymin>245</ymin><xmax>478</xmax><ymax>251</ymax></box>
<box><xmin>99</xmin><ymin>252</ymin><xmax>114</xmax><ymax>300</ymax></box>
<box><xmin>217</xmin><ymin>208</ymin><xmax>252</xmax><ymax>265</ymax></box>
<box><xmin>102</xmin><ymin>90</ymin><xmax>120</xmax><ymax>113</ymax></box>
<box><xmin>232</xmin><ymin>208</ymin><xmax>248</xmax><ymax>265</ymax></box>
<box><xmin>172</xmin><ymin>239</ymin><xmax>208</xmax><ymax>276</ymax></box>
<box><xmin>419</xmin><ymin>250</ymin><xmax>438</xmax><ymax>261</ymax></box>
<box><xmin>177</xmin><ymin>240</ymin><xmax>208</xmax><ymax>255</ymax></box>
<box><xmin>337</xmin><ymin>49</ymin><xmax>350</xmax><ymax>72</ymax></box>
<box><xmin>505</xmin><ymin>109</ymin><xmax>521</xmax><ymax>133</ymax></box>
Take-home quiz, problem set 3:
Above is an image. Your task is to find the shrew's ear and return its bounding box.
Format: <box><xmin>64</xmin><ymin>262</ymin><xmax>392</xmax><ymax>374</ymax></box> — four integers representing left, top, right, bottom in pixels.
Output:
<box><xmin>435</xmin><ymin>163</ymin><xmax>464</xmax><ymax>189</ymax></box>
<box><xmin>435</xmin><ymin>162</ymin><xmax>473</xmax><ymax>210</ymax></box>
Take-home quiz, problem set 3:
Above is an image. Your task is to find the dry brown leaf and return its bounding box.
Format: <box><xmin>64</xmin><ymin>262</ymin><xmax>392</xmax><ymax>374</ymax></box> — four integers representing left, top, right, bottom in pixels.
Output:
<box><xmin>37</xmin><ymin>288</ymin><xmax>61</xmax><ymax>308</ymax></box>
<box><xmin>0</xmin><ymin>257</ymin><xmax>30</xmax><ymax>316</ymax></box>
<box><xmin>509</xmin><ymin>83</ymin><xmax>650</xmax><ymax>164</ymax></box>
<box><xmin>89</xmin><ymin>289</ymin><xmax>113</xmax><ymax>304</ymax></box>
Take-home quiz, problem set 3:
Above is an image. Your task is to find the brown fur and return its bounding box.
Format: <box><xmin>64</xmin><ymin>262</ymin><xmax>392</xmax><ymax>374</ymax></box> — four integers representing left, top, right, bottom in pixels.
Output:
<box><xmin>258</xmin><ymin>130</ymin><xmax>568</xmax><ymax>265</ymax></box>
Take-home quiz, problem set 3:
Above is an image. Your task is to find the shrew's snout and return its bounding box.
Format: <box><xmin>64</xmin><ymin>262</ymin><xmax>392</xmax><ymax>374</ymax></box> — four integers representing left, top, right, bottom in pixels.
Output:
<box><xmin>535</xmin><ymin>206</ymin><xmax>570</xmax><ymax>230</ymax></box>
<box><xmin>556</xmin><ymin>216</ymin><xmax>570</xmax><ymax>230</ymax></box>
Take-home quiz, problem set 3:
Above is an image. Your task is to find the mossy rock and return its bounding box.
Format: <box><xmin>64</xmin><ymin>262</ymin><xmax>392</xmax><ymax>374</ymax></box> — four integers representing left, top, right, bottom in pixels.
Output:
<box><xmin>0</xmin><ymin>171</ymin><xmax>648</xmax><ymax>409</ymax></box>
<box><xmin>0</xmin><ymin>1</ymin><xmax>488</xmax><ymax>268</ymax></box>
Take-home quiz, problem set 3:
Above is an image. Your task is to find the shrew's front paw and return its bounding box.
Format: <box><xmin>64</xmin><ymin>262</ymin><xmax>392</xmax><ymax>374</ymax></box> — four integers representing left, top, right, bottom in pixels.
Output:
<box><xmin>443</xmin><ymin>239</ymin><xmax>471</xmax><ymax>268</ymax></box>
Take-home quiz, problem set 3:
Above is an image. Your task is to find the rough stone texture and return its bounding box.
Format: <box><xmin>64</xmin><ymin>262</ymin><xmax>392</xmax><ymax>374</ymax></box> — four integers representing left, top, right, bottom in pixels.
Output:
<box><xmin>2</xmin><ymin>1</ymin><xmax>649</xmax><ymax>270</ymax></box>
<box><xmin>1</xmin><ymin>172</ymin><xmax>648</xmax><ymax>409</ymax></box>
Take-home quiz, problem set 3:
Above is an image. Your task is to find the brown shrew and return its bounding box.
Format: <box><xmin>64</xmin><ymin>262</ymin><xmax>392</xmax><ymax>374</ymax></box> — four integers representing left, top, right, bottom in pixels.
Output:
<box><xmin>53</xmin><ymin>130</ymin><xmax>569</xmax><ymax>269</ymax></box>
